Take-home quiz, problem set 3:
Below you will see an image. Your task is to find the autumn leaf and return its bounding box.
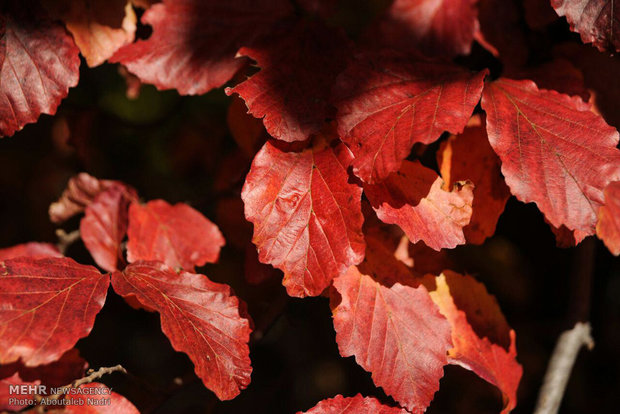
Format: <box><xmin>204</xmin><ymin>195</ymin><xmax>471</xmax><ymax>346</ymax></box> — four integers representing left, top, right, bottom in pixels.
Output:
<box><xmin>332</xmin><ymin>51</ymin><xmax>486</xmax><ymax>183</ymax></box>
<box><xmin>437</xmin><ymin>115</ymin><xmax>510</xmax><ymax>244</ymax></box>
<box><xmin>476</xmin><ymin>0</ymin><xmax>528</xmax><ymax>68</ymax></box>
<box><xmin>364</xmin><ymin>160</ymin><xmax>474</xmax><ymax>251</ymax></box>
<box><xmin>0</xmin><ymin>0</ymin><xmax>80</xmax><ymax>137</ymax></box>
<box><xmin>49</xmin><ymin>173</ymin><xmax>125</xmax><ymax>224</ymax></box>
<box><xmin>62</xmin><ymin>383</ymin><xmax>139</xmax><ymax>413</ymax></box>
<box><xmin>0</xmin><ymin>257</ymin><xmax>108</xmax><ymax>366</ymax></box>
<box><xmin>81</xmin><ymin>184</ymin><xmax>137</xmax><ymax>272</ymax></box>
<box><xmin>226</xmin><ymin>21</ymin><xmax>350</xmax><ymax>143</ymax></box>
<box><xmin>429</xmin><ymin>272</ymin><xmax>522</xmax><ymax>414</ymax></box>
<box><xmin>111</xmin><ymin>261</ymin><xmax>252</xmax><ymax>400</ymax></box>
<box><xmin>331</xmin><ymin>266</ymin><xmax>452</xmax><ymax>413</ymax></box>
<box><xmin>227</xmin><ymin>95</ymin><xmax>267</xmax><ymax>159</ymax></box>
<box><xmin>0</xmin><ymin>349</ymin><xmax>87</xmax><ymax>388</ymax></box>
<box><xmin>597</xmin><ymin>181</ymin><xmax>620</xmax><ymax>255</ymax></box>
<box><xmin>481</xmin><ymin>78</ymin><xmax>620</xmax><ymax>236</ymax></box>
<box><xmin>110</xmin><ymin>0</ymin><xmax>293</xmax><ymax>95</ymax></box>
<box><xmin>551</xmin><ymin>0</ymin><xmax>620</xmax><ymax>52</ymax></box>
<box><xmin>369</xmin><ymin>0</ymin><xmax>479</xmax><ymax>57</ymax></box>
<box><xmin>0</xmin><ymin>373</ymin><xmax>40</xmax><ymax>411</ymax></box>
<box><xmin>299</xmin><ymin>394</ymin><xmax>408</xmax><ymax>414</ymax></box>
<box><xmin>242</xmin><ymin>139</ymin><xmax>365</xmax><ymax>297</ymax></box>
<box><xmin>0</xmin><ymin>242</ymin><xmax>62</xmax><ymax>260</ymax></box>
<box><xmin>42</xmin><ymin>0</ymin><xmax>136</xmax><ymax>67</ymax></box>
<box><xmin>126</xmin><ymin>199</ymin><xmax>224</xmax><ymax>271</ymax></box>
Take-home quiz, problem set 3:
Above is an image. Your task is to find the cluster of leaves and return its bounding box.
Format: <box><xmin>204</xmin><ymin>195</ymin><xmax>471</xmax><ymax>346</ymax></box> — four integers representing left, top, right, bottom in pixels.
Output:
<box><xmin>1</xmin><ymin>0</ymin><xmax>620</xmax><ymax>412</ymax></box>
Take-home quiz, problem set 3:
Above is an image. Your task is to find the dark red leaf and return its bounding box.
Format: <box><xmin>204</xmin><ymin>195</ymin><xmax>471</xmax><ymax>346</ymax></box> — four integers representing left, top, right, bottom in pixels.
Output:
<box><xmin>242</xmin><ymin>139</ymin><xmax>365</xmax><ymax>297</ymax></box>
<box><xmin>299</xmin><ymin>394</ymin><xmax>408</xmax><ymax>414</ymax></box>
<box><xmin>42</xmin><ymin>0</ymin><xmax>137</xmax><ymax>67</ymax></box>
<box><xmin>597</xmin><ymin>181</ymin><xmax>620</xmax><ymax>255</ymax></box>
<box><xmin>110</xmin><ymin>0</ymin><xmax>293</xmax><ymax>95</ymax></box>
<box><xmin>0</xmin><ymin>257</ymin><xmax>108</xmax><ymax>366</ymax></box>
<box><xmin>332</xmin><ymin>51</ymin><xmax>486</xmax><ymax>183</ymax></box>
<box><xmin>481</xmin><ymin>78</ymin><xmax>620</xmax><ymax>236</ymax></box>
<box><xmin>429</xmin><ymin>272</ymin><xmax>522</xmax><ymax>413</ymax></box>
<box><xmin>63</xmin><ymin>382</ymin><xmax>139</xmax><ymax>413</ymax></box>
<box><xmin>476</xmin><ymin>0</ymin><xmax>528</xmax><ymax>68</ymax></box>
<box><xmin>551</xmin><ymin>0</ymin><xmax>620</xmax><ymax>52</ymax></box>
<box><xmin>370</xmin><ymin>0</ymin><xmax>479</xmax><ymax>57</ymax></box>
<box><xmin>0</xmin><ymin>243</ymin><xmax>61</xmax><ymax>260</ymax></box>
<box><xmin>0</xmin><ymin>348</ymin><xmax>87</xmax><ymax>387</ymax></box>
<box><xmin>227</xmin><ymin>95</ymin><xmax>267</xmax><ymax>159</ymax></box>
<box><xmin>331</xmin><ymin>266</ymin><xmax>452</xmax><ymax>412</ymax></box>
<box><xmin>127</xmin><ymin>200</ymin><xmax>225</xmax><ymax>271</ymax></box>
<box><xmin>226</xmin><ymin>21</ymin><xmax>351</xmax><ymax>142</ymax></box>
<box><xmin>437</xmin><ymin>115</ymin><xmax>510</xmax><ymax>244</ymax></box>
<box><xmin>0</xmin><ymin>1</ymin><xmax>80</xmax><ymax>137</ymax></box>
<box><xmin>364</xmin><ymin>160</ymin><xmax>474</xmax><ymax>251</ymax></box>
<box><xmin>81</xmin><ymin>184</ymin><xmax>137</xmax><ymax>272</ymax></box>
<box><xmin>111</xmin><ymin>261</ymin><xmax>252</xmax><ymax>400</ymax></box>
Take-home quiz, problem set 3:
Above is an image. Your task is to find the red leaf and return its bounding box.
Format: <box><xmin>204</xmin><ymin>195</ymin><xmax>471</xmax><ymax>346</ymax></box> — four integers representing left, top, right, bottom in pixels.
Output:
<box><xmin>227</xmin><ymin>95</ymin><xmax>267</xmax><ymax>159</ymax></box>
<box><xmin>0</xmin><ymin>349</ymin><xmax>87</xmax><ymax>388</ymax></box>
<box><xmin>364</xmin><ymin>160</ymin><xmax>474</xmax><ymax>251</ymax></box>
<box><xmin>226</xmin><ymin>21</ymin><xmax>351</xmax><ymax>142</ymax></box>
<box><xmin>110</xmin><ymin>0</ymin><xmax>292</xmax><ymax>95</ymax></box>
<box><xmin>111</xmin><ymin>261</ymin><xmax>252</xmax><ymax>400</ymax></box>
<box><xmin>299</xmin><ymin>394</ymin><xmax>408</xmax><ymax>414</ymax></box>
<box><xmin>476</xmin><ymin>0</ymin><xmax>528</xmax><ymax>68</ymax></box>
<box><xmin>127</xmin><ymin>200</ymin><xmax>225</xmax><ymax>271</ymax></box>
<box><xmin>0</xmin><ymin>1</ymin><xmax>80</xmax><ymax>137</ymax></box>
<box><xmin>597</xmin><ymin>181</ymin><xmax>620</xmax><ymax>255</ymax></box>
<box><xmin>333</xmin><ymin>51</ymin><xmax>486</xmax><ymax>183</ymax></box>
<box><xmin>0</xmin><ymin>243</ymin><xmax>61</xmax><ymax>260</ymax></box>
<box><xmin>242</xmin><ymin>139</ymin><xmax>365</xmax><ymax>297</ymax></box>
<box><xmin>429</xmin><ymin>272</ymin><xmax>522</xmax><ymax>413</ymax></box>
<box><xmin>42</xmin><ymin>0</ymin><xmax>137</xmax><ymax>67</ymax></box>
<box><xmin>331</xmin><ymin>266</ymin><xmax>452</xmax><ymax>412</ymax></box>
<box><xmin>63</xmin><ymin>382</ymin><xmax>139</xmax><ymax>413</ymax></box>
<box><xmin>49</xmin><ymin>173</ymin><xmax>122</xmax><ymax>224</ymax></box>
<box><xmin>437</xmin><ymin>115</ymin><xmax>510</xmax><ymax>244</ymax></box>
<box><xmin>370</xmin><ymin>0</ymin><xmax>479</xmax><ymax>57</ymax></box>
<box><xmin>0</xmin><ymin>373</ymin><xmax>40</xmax><ymax>411</ymax></box>
<box><xmin>481</xmin><ymin>78</ymin><xmax>620</xmax><ymax>235</ymax></box>
<box><xmin>81</xmin><ymin>184</ymin><xmax>137</xmax><ymax>272</ymax></box>
<box><xmin>0</xmin><ymin>257</ymin><xmax>108</xmax><ymax>366</ymax></box>
<box><xmin>551</xmin><ymin>0</ymin><xmax>620</xmax><ymax>52</ymax></box>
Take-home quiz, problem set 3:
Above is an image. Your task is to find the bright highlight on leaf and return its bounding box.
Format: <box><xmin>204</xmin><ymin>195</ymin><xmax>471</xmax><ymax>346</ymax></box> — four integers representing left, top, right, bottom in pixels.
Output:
<box><xmin>331</xmin><ymin>266</ymin><xmax>452</xmax><ymax>413</ymax></box>
<box><xmin>127</xmin><ymin>199</ymin><xmax>225</xmax><ymax>271</ymax></box>
<box><xmin>371</xmin><ymin>0</ymin><xmax>479</xmax><ymax>57</ymax></box>
<box><xmin>300</xmin><ymin>394</ymin><xmax>408</xmax><ymax>414</ymax></box>
<box><xmin>0</xmin><ymin>257</ymin><xmax>108</xmax><ymax>366</ymax></box>
<box><xmin>111</xmin><ymin>261</ymin><xmax>252</xmax><ymax>401</ymax></box>
<box><xmin>481</xmin><ymin>78</ymin><xmax>620</xmax><ymax>236</ymax></box>
<box><xmin>242</xmin><ymin>139</ymin><xmax>365</xmax><ymax>297</ymax></box>
<box><xmin>0</xmin><ymin>1</ymin><xmax>80</xmax><ymax>137</ymax></box>
<box><xmin>364</xmin><ymin>160</ymin><xmax>474</xmax><ymax>251</ymax></box>
<box><xmin>333</xmin><ymin>51</ymin><xmax>486</xmax><ymax>183</ymax></box>
<box><xmin>110</xmin><ymin>0</ymin><xmax>293</xmax><ymax>95</ymax></box>
<box><xmin>0</xmin><ymin>243</ymin><xmax>62</xmax><ymax>260</ymax></box>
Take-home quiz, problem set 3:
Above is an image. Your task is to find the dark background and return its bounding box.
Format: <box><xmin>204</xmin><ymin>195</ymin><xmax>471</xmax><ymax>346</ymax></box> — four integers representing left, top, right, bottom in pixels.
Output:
<box><xmin>1</xmin><ymin>0</ymin><xmax>619</xmax><ymax>412</ymax></box>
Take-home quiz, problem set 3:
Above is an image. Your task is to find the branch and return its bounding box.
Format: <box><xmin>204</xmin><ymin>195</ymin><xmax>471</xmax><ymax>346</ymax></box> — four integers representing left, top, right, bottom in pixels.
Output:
<box><xmin>533</xmin><ymin>322</ymin><xmax>594</xmax><ymax>414</ymax></box>
<box><xmin>56</xmin><ymin>229</ymin><xmax>81</xmax><ymax>255</ymax></box>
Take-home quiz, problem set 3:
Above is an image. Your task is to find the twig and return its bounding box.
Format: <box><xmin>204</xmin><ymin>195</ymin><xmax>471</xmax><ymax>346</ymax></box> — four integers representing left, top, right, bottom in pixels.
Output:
<box><xmin>533</xmin><ymin>322</ymin><xmax>594</xmax><ymax>414</ymax></box>
<box><xmin>56</xmin><ymin>229</ymin><xmax>81</xmax><ymax>255</ymax></box>
<box><xmin>35</xmin><ymin>364</ymin><xmax>127</xmax><ymax>406</ymax></box>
